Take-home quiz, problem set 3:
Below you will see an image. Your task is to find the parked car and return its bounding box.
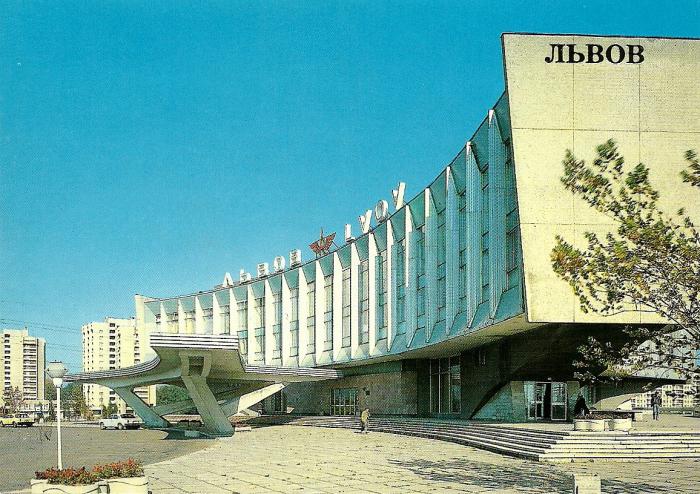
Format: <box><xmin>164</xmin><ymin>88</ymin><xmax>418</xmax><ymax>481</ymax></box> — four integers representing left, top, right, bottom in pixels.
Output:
<box><xmin>99</xmin><ymin>413</ymin><xmax>142</xmax><ymax>430</ymax></box>
<box><xmin>0</xmin><ymin>413</ymin><xmax>34</xmax><ymax>427</ymax></box>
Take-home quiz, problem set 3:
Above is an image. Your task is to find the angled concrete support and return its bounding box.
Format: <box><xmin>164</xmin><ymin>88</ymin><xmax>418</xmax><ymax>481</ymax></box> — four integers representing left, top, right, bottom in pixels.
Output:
<box><xmin>113</xmin><ymin>386</ymin><xmax>170</xmax><ymax>429</ymax></box>
<box><xmin>179</xmin><ymin>352</ymin><xmax>234</xmax><ymax>436</ymax></box>
<box><xmin>221</xmin><ymin>383</ymin><xmax>285</xmax><ymax>416</ymax></box>
<box><xmin>152</xmin><ymin>383</ymin><xmax>265</xmax><ymax>416</ymax></box>
<box><xmin>181</xmin><ymin>374</ymin><xmax>234</xmax><ymax>436</ymax></box>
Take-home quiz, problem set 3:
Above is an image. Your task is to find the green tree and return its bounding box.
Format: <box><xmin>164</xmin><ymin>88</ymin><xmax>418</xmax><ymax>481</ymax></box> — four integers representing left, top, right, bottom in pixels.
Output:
<box><xmin>551</xmin><ymin>140</ymin><xmax>700</xmax><ymax>382</ymax></box>
<box><xmin>44</xmin><ymin>379</ymin><xmax>57</xmax><ymax>401</ymax></box>
<box><xmin>61</xmin><ymin>383</ymin><xmax>89</xmax><ymax>419</ymax></box>
<box><xmin>102</xmin><ymin>402</ymin><xmax>119</xmax><ymax>417</ymax></box>
<box><xmin>156</xmin><ymin>384</ymin><xmax>189</xmax><ymax>406</ymax></box>
<box><xmin>2</xmin><ymin>386</ymin><xmax>25</xmax><ymax>414</ymax></box>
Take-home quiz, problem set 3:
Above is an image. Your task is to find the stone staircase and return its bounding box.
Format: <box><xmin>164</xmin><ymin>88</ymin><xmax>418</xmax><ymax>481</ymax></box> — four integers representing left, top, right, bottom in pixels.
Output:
<box><xmin>250</xmin><ymin>415</ymin><xmax>700</xmax><ymax>462</ymax></box>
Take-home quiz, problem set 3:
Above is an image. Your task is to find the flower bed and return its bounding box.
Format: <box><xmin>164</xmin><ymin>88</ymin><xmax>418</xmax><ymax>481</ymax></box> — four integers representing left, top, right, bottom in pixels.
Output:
<box><xmin>32</xmin><ymin>459</ymin><xmax>147</xmax><ymax>494</ymax></box>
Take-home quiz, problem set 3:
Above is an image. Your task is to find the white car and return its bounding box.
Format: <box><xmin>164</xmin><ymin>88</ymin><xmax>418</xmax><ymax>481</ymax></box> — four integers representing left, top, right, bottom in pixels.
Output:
<box><xmin>99</xmin><ymin>413</ymin><xmax>142</xmax><ymax>430</ymax></box>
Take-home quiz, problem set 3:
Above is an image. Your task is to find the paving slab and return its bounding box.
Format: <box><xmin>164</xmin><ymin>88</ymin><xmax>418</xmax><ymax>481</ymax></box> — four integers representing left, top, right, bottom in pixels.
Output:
<box><xmin>142</xmin><ymin>425</ymin><xmax>700</xmax><ymax>493</ymax></box>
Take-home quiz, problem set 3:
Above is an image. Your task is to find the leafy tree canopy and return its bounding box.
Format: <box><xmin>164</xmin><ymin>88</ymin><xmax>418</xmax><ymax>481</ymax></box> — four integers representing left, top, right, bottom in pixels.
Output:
<box><xmin>551</xmin><ymin>140</ymin><xmax>699</xmax><ymax>383</ymax></box>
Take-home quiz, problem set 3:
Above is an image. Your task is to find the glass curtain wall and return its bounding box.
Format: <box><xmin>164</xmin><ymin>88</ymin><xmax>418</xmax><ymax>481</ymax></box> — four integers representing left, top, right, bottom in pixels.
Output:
<box><xmin>323</xmin><ymin>275</ymin><xmax>333</xmax><ymax>351</ymax></box>
<box><xmin>395</xmin><ymin>240</ymin><xmax>406</xmax><ymax>334</ymax></box>
<box><xmin>375</xmin><ymin>250</ymin><xmax>388</xmax><ymax>341</ymax></box>
<box><xmin>237</xmin><ymin>300</ymin><xmax>248</xmax><ymax>359</ymax></box>
<box><xmin>430</xmin><ymin>356</ymin><xmax>461</xmax><ymax>415</ymax></box>
<box><xmin>416</xmin><ymin>227</ymin><xmax>426</xmax><ymax>330</ymax></box>
<box><xmin>272</xmin><ymin>292</ymin><xmax>282</xmax><ymax>359</ymax></box>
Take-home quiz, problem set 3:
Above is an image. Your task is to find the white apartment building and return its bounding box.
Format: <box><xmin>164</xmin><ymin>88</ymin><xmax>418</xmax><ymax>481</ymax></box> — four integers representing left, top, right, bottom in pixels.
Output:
<box><xmin>1</xmin><ymin>328</ymin><xmax>46</xmax><ymax>411</ymax></box>
<box><xmin>632</xmin><ymin>382</ymin><xmax>699</xmax><ymax>410</ymax></box>
<box><xmin>82</xmin><ymin>317</ymin><xmax>156</xmax><ymax>414</ymax></box>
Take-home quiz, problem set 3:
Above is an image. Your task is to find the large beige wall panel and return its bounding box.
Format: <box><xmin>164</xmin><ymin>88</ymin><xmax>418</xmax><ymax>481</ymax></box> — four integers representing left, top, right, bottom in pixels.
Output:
<box><xmin>640</xmin><ymin>39</ymin><xmax>700</xmax><ymax>133</ymax></box>
<box><xmin>504</xmin><ymin>33</ymin><xmax>700</xmax><ymax>325</ymax></box>
<box><xmin>504</xmin><ymin>35</ymin><xmax>574</xmax><ymax>130</ymax></box>
<box><xmin>572</xmin><ymin>36</ymin><xmax>641</xmax><ymax>132</ymax></box>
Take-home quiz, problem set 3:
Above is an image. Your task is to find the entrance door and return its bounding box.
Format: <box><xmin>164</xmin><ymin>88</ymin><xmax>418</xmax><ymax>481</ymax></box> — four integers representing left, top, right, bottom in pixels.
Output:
<box><xmin>525</xmin><ymin>382</ymin><xmax>567</xmax><ymax>421</ymax></box>
<box><xmin>550</xmin><ymin>382</ymin><xmax>567</xmax><ymax>421</ymax></box>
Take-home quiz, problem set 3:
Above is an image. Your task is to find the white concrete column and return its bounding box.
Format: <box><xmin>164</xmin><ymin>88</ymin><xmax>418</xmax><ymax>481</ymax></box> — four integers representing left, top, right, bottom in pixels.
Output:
<box><xmin>314</xmin><ymin>261</ymin><xmax>324</xmax><ymax>361</ymax></box>
<box><xmin>212</xmin><ymin>292</ymin><xmax>221</xmax><ymax>335</ymax></box>
<box><xmin>332</xmin><ymin>253</ymin><xmax>343</xmax><ymax>360</ymax></box>
<box><xmin>367</xmin><ymin>233</ymin><xmax>377</xmax><ymax>354</ymax></box>
<box><xmin>195</xmin><ymin>296</ymin><xmax>204</xmax><ymax>334</ymax></box>
<box><xmin>488</xmin><ymin>109</ymin><xmax>507</xmax><ymax>318</ymax></box>
<box><xmin>424</xmin><ymin>188</ymin><xmax>437</xmax><ymax>342</ymax></box>
<box><xmin>385</xmin><ymin>220</ymin><xmax>395</xmax><ymax>349</ymax></box>
<box><xmin>246</xmin><ymin>286</ymin><xmax>255</xmax><ymax>362</ymax></box>
<box><xmin>350</xmin><ymin>243</ymin><xmax>360</xmax><ymax>357</ymax></box>
<box><xmin>445</xmin><ymin>167</ymin><xmax>459</xmax><ymax>333</ymax></box>
<box><xmin>178</xmin><ymin>300</ymin><xmax>186</xmax><ymax>334</ymax></box>
<box><xmin>264</xmin><ymin>280</ymin><xmax>274</xmax><ymax>365</ymax></box>
<box><xmin>228</xmin><ymin>288</ymin><xmax>235</xmax><ymax>335</ymax></box>
<box><xmin>297</xmin><ymin>268</ymin><xmax>308</xmax><ymax>365</ymax></box>
<box><xmin>405</xmin><ymin>215</ymin><xmax>417</xmax><ymax>348</ymax></box>
<box><xmin>466</xmin><ymin>142</ymin><xmax>481</xmax><ymax>325</ymax></box>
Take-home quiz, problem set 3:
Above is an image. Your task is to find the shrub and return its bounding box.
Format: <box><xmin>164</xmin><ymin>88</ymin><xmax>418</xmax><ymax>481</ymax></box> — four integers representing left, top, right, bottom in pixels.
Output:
<box><xmin>35</xmin><ymin>459</ymin><xmax>144</xmax><ymax>485</ymax></box>
<box><xmin>91</xmin><ymin>459</ymin><xmax>143</xmax><ymax>480</ymax></box>
<box><xmin>35</xmin><ymin>467</ymin><xmax>95</xmax><ymax>486</ymax></box>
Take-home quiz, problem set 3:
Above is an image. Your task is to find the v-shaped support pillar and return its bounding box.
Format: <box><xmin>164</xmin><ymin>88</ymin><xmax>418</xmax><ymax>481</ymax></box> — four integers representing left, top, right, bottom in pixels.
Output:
<box><xmin>179</xmin><ymin>352</ymin><xmax>234</xmax><ymax>436</ymax></box>
<box><xmin>113</xmin><ymin>386</ymin><xmax>170</xmax><ymax>429</ymax></box>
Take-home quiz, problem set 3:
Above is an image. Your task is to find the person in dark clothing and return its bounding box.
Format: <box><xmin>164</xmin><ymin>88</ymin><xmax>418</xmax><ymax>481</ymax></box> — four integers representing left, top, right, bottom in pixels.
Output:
<box><xmin>574</xmin><ymin>392</ymin><xmax>590</xmax><ymax>417</ymax></box>
<box><xmin>651</xmin><ymin>390</ymin><xmax>662</xmax><ymax>420</ymax></box>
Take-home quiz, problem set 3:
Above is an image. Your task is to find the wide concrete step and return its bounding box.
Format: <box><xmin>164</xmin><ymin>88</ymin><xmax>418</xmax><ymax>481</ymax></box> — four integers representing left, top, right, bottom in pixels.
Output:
<box><xmin>542</xmin><ymin>451</ymin><xmax>700</xmax><ymax>462</ymax></box>
<box><xmin>375</xmin><ymin>425</ymin><xmax>551</xmax><ymax>452</ymax></box>
<box><xmin>373</xmin><ymin>423</ymin><xmax>560</xmax><ymax>449</ymax></box>
<box><xmin>371</xmin><ymin>426</ymin><xmax>542</xmax><ymax>460</ymax></box>
<box><xmin>251</xmin><ymin>415</ymin><xmax>700</xmax><ymax>462</ymax></box>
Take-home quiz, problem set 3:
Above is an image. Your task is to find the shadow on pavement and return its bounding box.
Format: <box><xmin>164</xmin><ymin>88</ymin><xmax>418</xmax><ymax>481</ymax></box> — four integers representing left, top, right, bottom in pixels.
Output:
<box><xmin>389</xmin><ymin>457</ymin><xmax>674</xmax><ymax>493</ymax></box>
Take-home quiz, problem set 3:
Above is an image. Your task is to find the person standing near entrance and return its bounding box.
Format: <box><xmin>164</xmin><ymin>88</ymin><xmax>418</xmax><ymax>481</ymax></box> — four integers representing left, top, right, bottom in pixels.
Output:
<box><xmin>360</xmin><ymin>407</ymin><xmax>370</xmax><ymax>433</ymax></box>
<box><xmin>573</xmin><ymin>392</ymin><xmax>590</xmax><ymax>418</ymax></box>
<box><xmin>651</xmin><ymin>390</ymin><xmax>662</xmax><ymax>420</ymax></box>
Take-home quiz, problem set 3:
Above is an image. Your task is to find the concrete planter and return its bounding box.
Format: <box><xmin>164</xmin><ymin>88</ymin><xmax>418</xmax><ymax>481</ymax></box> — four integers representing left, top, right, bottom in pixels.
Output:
<box><xmin>588</xmin><ymin>419</ymin><xmax>605</xmax><ymax>432</ymax></box>
<box><xmin>30</xmin><ymin>479</ymin><xmax>105</xmax><ymax>494</ymax></box>
<box><xmin>607</xmin><ymin>418</ymin><xmax>633</xmax><ymax>431</ymax></box>
<box><xmin>31</xmin><ymin>477</ymin><xmax>146</xmax><ymax>494</ymax></box>
<box><xmin>106</xmin><ymin>477</ymin><xmax>148</xmax><ymax>494</ymax></box>
<box><xmin>573</xmin><ymin>419</ymin><xmax>592</xmax><ymax>431</ymax></box>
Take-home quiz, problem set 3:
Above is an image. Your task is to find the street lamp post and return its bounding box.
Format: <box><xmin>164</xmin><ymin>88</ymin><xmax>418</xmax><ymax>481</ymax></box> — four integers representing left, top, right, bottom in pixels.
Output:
<box><xmin>46</xmin><ymin>361</ymin><xmax>68</xmax><ymax>470</ymax></box>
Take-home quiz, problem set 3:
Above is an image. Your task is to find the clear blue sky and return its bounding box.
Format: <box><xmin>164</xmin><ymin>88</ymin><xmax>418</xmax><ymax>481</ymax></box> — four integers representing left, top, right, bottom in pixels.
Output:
<box><xmin>1</xmin><ymin>1</ymin><xmax>698</xmax><ymax>371</ymax></box>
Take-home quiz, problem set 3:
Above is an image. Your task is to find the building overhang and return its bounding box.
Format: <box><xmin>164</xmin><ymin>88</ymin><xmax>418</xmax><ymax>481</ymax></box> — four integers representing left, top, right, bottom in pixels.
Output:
<box><xmin>65</xmin><ymin>333</ymin><xmax>342</xmax><ymax>389</ymax></box>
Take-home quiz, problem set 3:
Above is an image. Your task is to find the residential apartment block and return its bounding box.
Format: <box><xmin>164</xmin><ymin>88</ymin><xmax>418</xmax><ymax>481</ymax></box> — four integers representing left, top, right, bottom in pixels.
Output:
<box><xmin>81</xmin><ymin>317</ymin><xmax>156</xmax><ymax>414</ymax></box>
<box><xmin>1</xmin><ymin>328</ymin><xmax>46</xmax><ymax>410</ymax></box>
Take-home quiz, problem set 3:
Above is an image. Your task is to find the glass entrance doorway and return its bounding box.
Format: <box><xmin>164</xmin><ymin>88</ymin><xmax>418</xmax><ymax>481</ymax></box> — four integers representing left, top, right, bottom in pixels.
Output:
<box><xmin>429</xmin><ymin>356</ymin><xmax>461</xmax><ymax>415</ymax></box>
<box><xmin>524</xmin><ymin>382</ymin><xmax>567</xmax><ymax>421</ymax></box>
<box><xmin>331</xmin><ymin>388</ymin><xmax>358</xmax><ymax>416</ymax></box>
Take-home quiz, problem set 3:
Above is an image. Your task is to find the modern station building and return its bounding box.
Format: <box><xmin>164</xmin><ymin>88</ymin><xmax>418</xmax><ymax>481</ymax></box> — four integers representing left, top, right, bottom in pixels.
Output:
<box><xmin>69</xmin><ymin>33</ymin><xmax>699</xmax><ymax>431</ymax></box>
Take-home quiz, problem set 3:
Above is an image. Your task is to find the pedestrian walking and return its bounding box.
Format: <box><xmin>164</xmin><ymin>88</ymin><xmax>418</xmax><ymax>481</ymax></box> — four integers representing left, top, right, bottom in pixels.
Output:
<box><xmin>360</xmin><ymin>408</ymin><xmax>370</xmax><ymax>433</ymax></box>
<box><xmin>651</xmin><ymin>390</ymin><xmax>662</xmax><ymax>420</ymax></box>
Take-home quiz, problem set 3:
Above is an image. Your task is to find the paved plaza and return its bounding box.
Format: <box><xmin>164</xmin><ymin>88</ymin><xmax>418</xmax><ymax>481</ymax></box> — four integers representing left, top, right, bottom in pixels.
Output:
<box><xmin>0</xmin><ymin>426</ymin><xmax>210</xmax><ymax>493</ymax></box>
<box><xmin>146</xmin><ymin>425</ymin><xmax>700</xmax><ymax>494</ymax></box>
